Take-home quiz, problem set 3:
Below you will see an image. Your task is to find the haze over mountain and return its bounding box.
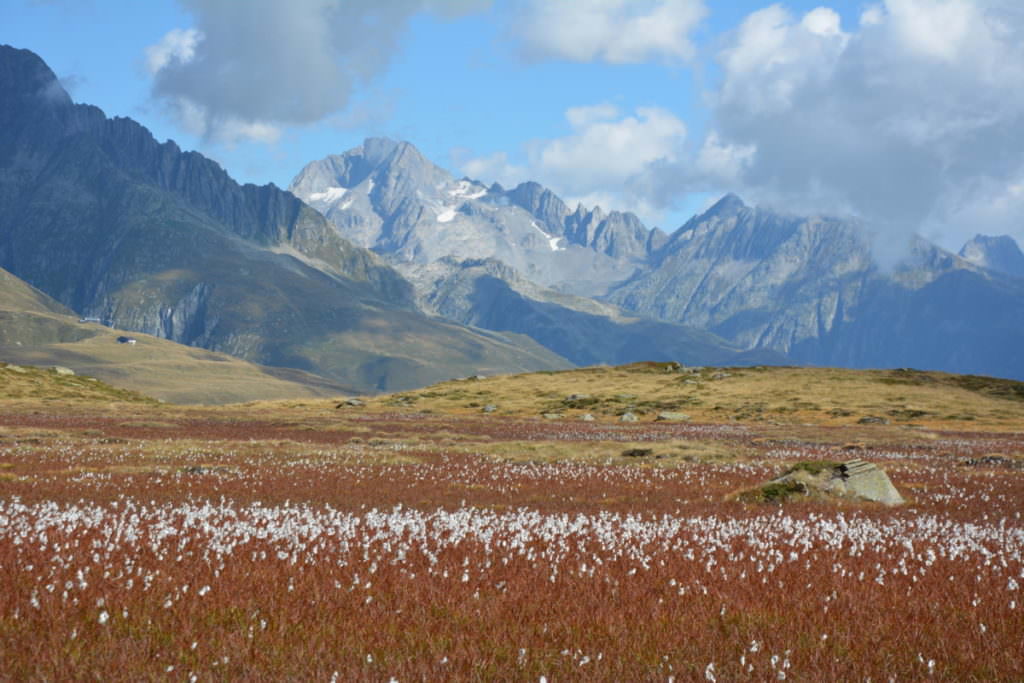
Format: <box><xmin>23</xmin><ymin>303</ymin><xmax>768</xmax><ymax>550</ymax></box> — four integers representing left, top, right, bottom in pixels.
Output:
<box><xmin>0</xmin><ymin>45</ymin><xmax>569</xmax><ymax>392</ymax></box>
<box><xmin>607</xmin><ymin>196</ymin><xmax>1024</xmax><ymax>379</ymax></box>
<box><xmin>405</xmin><ymin>256</ymin><xmax>782</xmax><ymax>368</ymax></box>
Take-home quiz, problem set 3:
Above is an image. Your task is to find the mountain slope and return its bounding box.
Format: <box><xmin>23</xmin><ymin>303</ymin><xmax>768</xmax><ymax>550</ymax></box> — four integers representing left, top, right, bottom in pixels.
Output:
<box><xmin>289</xmin><ymin>138</ymin><xmax>662</xmax><ymax>297</ymax></box>
<box><xmin>607</xmin><ymin>195</ymin><xmax>1024</xmax><ymax>379</ymax></box>
<box><xmin>959</xmin><ymin>234</ymin><xmax>1024</xmax><ymax>278</ymax></box>
<box><xmin>0</xmin><ymin>266</ymin><xmax>361</xmax><ymax>403</ymax></box>
<box><xmin>0</xmin><ymin>45</ymin><xmax>569</xmax><ymax>391</ymax></box>
<box><xmin>290</xmin><ymin>139</ymin><xmax>775</xmax><ymax>368</ymax></box>
<box><xmin>405</xmin><ymin>257</ymin><xmax>784</xmax><ymax>367</ymax></box>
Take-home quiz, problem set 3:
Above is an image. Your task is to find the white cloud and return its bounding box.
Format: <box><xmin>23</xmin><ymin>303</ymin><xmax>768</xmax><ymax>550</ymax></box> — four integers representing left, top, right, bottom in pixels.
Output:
<box><xmin>146</xmin><ymin>0</ymin><xmax>485</xmax><ymax>144</ymax></box>
<box><xmin>513</xmin><ymin>0</ymin><xmax>707</xmax><ymax>64</ymax></box>
<box><xmin>860</xmin><ymin>4</ymin><xmax>885</xmax><ymax>26</ymax></box>
<box><xmin>698</xmin><ymin>0</ymin><xmax>1024</xmax><ymax>249</ymax></box>
<box><xmin>165</xmin><ymin>95</ymin><xmax>282</xmax><ymax>146</ymax></box>
<box><xmin>480</xmin><ymin>0</ymin><xmax>1024</xmax><ymax>248</ymax></box>
<box><xmin>535</xmin><ymin>106</ymin><xmax>686</xmax><ymax>191</ymax></box>
<box><xmin>457</xmin><ymin>151</ymin><xmax>527</xmax><ymax>189</ymax></box>
<box><xmin>459</xmin><ymin>105</ymin><xmax>687</xmax><ymax>221</ymax></box>
<box><xmin>801</xmin><ymin>7</ymin><xmax>843</xmax><ymax>36</ymax></box>
<box><xmin>718</xmin><ymin>5</ymin><xmax>850</xmax><ymax>114</ymax></box>
<box><xmin>145</xmin><ymin>27</ymin><xmax>203</xmax><ymax>75</ymax></box>
<box><xmin>883</xmin><ymin>0</ymin><xmax>977</xmax><ymax>63</ymax></box>
<box><xmin>694</xmin><ymin>131</ymin><xmax>755</xmax><ymax>183</ymax></box>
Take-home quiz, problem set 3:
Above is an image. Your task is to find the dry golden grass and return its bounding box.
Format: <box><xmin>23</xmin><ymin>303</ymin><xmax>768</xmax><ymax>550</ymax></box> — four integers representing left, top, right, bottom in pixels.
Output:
<box><xmin>0</xmin><ymin>318</ymin><xmax>355</xmax><ymax>405</ymax></box>
<box><xmin>317</xmin><ymin>363</ymin><xmax>1024</xmax><ymax>432</ymax></box>
<box><xmin>459</xmin><ymin>438</ymin><xmax>744</xmax><ymax>465</ymax></box>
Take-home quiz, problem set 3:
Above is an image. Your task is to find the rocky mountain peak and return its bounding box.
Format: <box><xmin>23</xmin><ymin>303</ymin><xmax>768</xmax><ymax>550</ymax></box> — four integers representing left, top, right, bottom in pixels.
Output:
<box><xmin>704</xmin><ymin>193</ymin><xmax>748</xmax><ymax>218</ymax></box>
<box><xmin>507</xmin><ymin>181</ymin><xmax>570</xmax><ymax>235</ymax></box>
<box><xmin>290</xmin><ymin>139</ymin><xmax>659</xmax><ymax>295</ymax></box>
<box><xmin>0</xmin><ymin>44</ymin><xmax>71</xmax><ymax>107</ymax></box>
<box><xmin>958</xmin><ymin>234</ymin><xmax>1024</xmax><ymax>278</ymax></box>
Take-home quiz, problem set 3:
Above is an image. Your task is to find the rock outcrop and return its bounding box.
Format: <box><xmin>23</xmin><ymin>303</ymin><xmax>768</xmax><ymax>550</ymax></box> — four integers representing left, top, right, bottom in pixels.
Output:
<box><xmin>959</xmin><ymin>234</ymin><xmax>1024</xmax><ymax>279</ymax></box>
<box><xmin>740</xmin><ymin>460</ymin><xmax>904</xmax><ymax>506</ymax></box>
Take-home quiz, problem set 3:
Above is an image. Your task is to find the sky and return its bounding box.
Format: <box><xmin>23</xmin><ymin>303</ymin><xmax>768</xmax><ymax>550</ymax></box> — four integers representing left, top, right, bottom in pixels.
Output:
<box><xmin>4</xmin><ymin>0</ymin><xmax>1024</xmax><ymax>251</ymax></box>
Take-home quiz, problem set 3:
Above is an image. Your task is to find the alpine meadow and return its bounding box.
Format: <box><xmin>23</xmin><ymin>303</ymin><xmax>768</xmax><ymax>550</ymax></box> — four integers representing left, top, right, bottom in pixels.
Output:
<box><xmin>3</xmin><ymin>1</ymin><xmax>1024</xmax><ymax>680</ymax></box>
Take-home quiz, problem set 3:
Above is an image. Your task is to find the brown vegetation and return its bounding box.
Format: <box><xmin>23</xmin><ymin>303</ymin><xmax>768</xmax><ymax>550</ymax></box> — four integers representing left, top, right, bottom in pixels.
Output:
<box><xmin>0</xmin><ymin>363</ymin><xmax>1022</xmax><ymax>679</ymax></box>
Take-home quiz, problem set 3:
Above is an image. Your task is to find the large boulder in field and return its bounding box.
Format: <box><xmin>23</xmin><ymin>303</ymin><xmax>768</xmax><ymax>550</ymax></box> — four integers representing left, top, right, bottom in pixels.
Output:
<box><xmin>831</xmin><ymin>459</ymin><xmax>905</xmax><ymax>505</ymax></box>
<box><xmin>738</xmin><ymin>459</ymin><xmax>904</xmax><ymax>505</ymax></box>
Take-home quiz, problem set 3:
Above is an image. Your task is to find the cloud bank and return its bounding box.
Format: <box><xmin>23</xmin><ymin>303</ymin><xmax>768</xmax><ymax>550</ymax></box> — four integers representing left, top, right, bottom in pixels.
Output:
<box><xmin>512</xmin><ymin>0</ymin><xmax>708</xmax><ymax>64</ymax></box>
<box><xmin>470</xmin><ymin>0</ymin><xmax>1024</xmax><ymax>248</ymax></box>
<box><xmin>460</xmin><ymin>104</ymin><xmax>689</xmax><ymax>220</ymax></box>
<box><xmin>147</xmin><ymin>0</ymin><xmax>485</xmax><ymax>144</ymax></box>
<box><xmin>710</xmin><ymin>0</ymin><xmax>1024</xmax><ymax>248</ymax></box>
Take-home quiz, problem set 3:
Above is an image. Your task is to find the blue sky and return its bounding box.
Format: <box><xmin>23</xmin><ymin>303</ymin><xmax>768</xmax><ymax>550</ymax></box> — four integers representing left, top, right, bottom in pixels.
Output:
<box><xmin>5</xmin><ymin>1</ymin><xmax>1024</xmax><ymax>248</ymax></box>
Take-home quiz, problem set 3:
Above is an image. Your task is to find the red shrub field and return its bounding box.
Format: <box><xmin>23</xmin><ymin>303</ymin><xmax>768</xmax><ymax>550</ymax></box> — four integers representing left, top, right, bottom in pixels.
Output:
<box><xmin>0</xmin><ymin>407</ymin><xmax>1022</xmax><ymax>680</ymax></box>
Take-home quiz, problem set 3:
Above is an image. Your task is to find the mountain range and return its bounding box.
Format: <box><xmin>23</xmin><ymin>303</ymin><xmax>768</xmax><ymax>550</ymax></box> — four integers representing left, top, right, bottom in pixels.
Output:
<box><xmin>292</xmin><ymin>141</ymin><xmax>1024</xmax><ymax>381</ymax></box>
<box><xmin>289</xmin><ymin>138</ymin><xmax>662</xmax><ymax>298</ymax></box>
<box><xmin>0</xmin><ymin>45</ymin><xmax>569</xmax><ymax>393</ymax></box>
<box><xmin>3</xmin><ymin>44</ymin><xmax>1023</xmax><ymax>394</ymax></box>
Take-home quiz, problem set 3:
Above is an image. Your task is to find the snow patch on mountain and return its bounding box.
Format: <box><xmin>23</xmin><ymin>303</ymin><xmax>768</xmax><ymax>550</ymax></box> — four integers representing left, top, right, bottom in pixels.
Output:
<box><xmin>532</xmin><ymin>221</ymin><xmax>565</xmax><ymax>252</ymax></box>
<box><xmin>308</xmin><ymin>186</ymin><xmax>347</xmax><ymax>203</ymax></box>
<box><xmin>448</xmin><ymin>180</ymin><xmax>486</xmax><ymax>200</ymax></box>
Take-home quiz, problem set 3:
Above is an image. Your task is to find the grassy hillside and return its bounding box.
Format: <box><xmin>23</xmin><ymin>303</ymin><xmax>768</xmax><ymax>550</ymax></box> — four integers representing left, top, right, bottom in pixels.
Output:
<box><xmin>0</xmin><ymin>361</ymin><xmax>154</xmax><ymax>404</ymax></box>
<box><xmin>0</xmin><ymin>317</ymin><xmax>361</xmax><ymax>404</ymax></box>
<box><xmin>0</xmin><ymin>267</ymin><xmax>73</xmax><ymax>316</ymax></box>
<box><xmin>0</xmin><ymin>267</ymin><xmax>360</xmax><ymax>404</ymax></box>
<box><xmin>325</xmin><ymin>362</ymin><xmax>1024</xmax><ymax>432</ymax></box>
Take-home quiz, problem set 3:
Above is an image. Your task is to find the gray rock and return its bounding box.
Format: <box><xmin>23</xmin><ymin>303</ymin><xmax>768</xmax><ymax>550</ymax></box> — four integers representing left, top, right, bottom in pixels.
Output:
<box><xmin>655</xmin><ymin>412</ymin><xmax>690</xmax><ymax>422</ymax></box>
<box><xmin>542</xmin><ymin>413</ymin><xmax>562</xmax><ymax>420</ymax></box>
<box><xmin>857</xmin><ymin>416</ymin><xmax>889</xmax><ymax>425</ymax></box>
<box><xmin>579</xmin><ymin>413</ymin><xmax>595</xmax><ymax>421</ymax></box>
<box><xmin>828</xmin><ymin>460</ymin><xmax>905</xmax><ymax>505</ymax></box>
<box><xmin>4</xmin><ymin>364</ymin><xmax>27</xmax><ymax>373</ymax></box>
<box><xmin>481</xmin><ymin>404</ymin><xmax>497</xmax><ymax>413</ymax></box>
<box><xmin>51</xmin><ymin>366</ymin><xmax>74</xmax><ymax>376</ymax></box>
<box><xmin>343</xmin><ymin>398</ymin><xmax>365</xmax><ymax>407</ymax></box>
<box><xmin>757</xmin><ymin>459</ymin><xmax>904</xmax><ymax>506</ymax></box>
<box><xmin>619</xmin><ymin>412</ymin><xmax>638</xmax><ymax>422</ymax></box>
<box><xmin>959</xmin><ymin>234</ymin><xmax>1024</xmax><ymax>278</ymax></box>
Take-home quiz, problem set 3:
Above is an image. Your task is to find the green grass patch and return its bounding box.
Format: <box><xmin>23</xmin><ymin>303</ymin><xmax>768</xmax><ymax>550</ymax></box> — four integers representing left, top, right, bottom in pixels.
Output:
<box><xmin>783</xmin><ymin>460</ymin><xmax>841</xmax><ymax>476</ymax></box>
